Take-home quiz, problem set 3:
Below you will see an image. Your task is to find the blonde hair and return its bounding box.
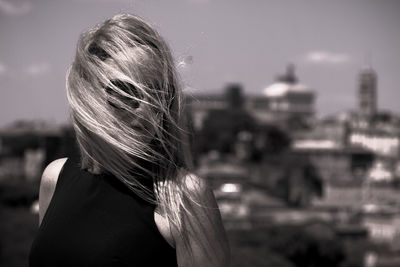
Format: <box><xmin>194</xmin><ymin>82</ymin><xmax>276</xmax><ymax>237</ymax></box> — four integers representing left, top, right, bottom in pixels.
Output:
<box><xmin>66</xmin><ymin>14</ymin><xmax>219</xmax><ymax>264</ymax></box>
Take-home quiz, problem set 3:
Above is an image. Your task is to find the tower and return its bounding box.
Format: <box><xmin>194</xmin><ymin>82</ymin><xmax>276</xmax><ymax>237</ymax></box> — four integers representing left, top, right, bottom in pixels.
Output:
<box><xmin>358</xmin><ymin>66</ymin><xmax>377</xmax><ymax>120</ymax></box>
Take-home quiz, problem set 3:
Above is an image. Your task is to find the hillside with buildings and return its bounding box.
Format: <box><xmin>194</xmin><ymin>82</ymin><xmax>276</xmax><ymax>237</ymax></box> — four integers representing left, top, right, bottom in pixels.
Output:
<box><xmin>186</xmin><ymin>64</ymin><xmax>400</xmax><ymax>266</ymax></box>
<box><xmin>1</xmin><ymin>64</ymin><xmax>400</xmax><ymax>266</ymax></box>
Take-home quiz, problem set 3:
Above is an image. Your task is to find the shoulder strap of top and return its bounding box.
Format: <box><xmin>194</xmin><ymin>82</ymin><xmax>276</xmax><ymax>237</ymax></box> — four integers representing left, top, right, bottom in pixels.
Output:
<box><xmin>55</xmin><ymin>158</ymin><xmax>70</xmax><ymax>189</ymax></box>
<box><xmin>55</xmin><ymin>157</ymin><xmax>81</xmax><ymax>188</ymax></box>
<box><xmin>38</xmin><ymin>158</ymin><xmax>72</xmax><ymax>229</ymax></box>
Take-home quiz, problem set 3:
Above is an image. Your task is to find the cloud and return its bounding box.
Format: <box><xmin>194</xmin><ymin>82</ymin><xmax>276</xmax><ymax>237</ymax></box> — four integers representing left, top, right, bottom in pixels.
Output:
<box><xmin>0</xmin><ymin>62</ymin><xmax>51</xmax><ymax>77</ymax></box>
<box><xmin>304</xmin><ymin>51</ymin><xmax>350</xmax><ymax>64</ymax></box>
<box><xmin>25</xmin><ymin>62</ymin><xmax>51</xmax><ymax>76</ymax></box>
<box><xmin>0</xmin><ymin>62</ymin><xmax>6</xmax><ymax>75</ymax></box>
<box><xmin>0</xmin><ymin>0</ymin><xmax>32</xmax><ymax>15</ymax></box>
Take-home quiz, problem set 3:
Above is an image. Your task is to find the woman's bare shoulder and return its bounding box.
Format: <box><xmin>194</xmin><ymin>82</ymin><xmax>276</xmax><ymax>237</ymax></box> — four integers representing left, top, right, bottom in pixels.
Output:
<box><xmin>41</xmin><ymin>158</ymin><xmax>68</xmax><ymax>183</ymax></box>
<box><xmin>179</xmin><ymin>171</ymin><xmax>207</xmax><ymax>194</ymax></box>
<box><xmin>153</xmin><ymin>172</ymin><xmax>213</xmax><ymax>250</ymax></box>
<box><xmin>38</xmin><ymin>157</ymin><xmax>68</xmax><ymax>225</ymax></box>
<box><xmin>176</xmin><ymin>172</ymin><xmax>231</xmax><ymax>266</ymax></box>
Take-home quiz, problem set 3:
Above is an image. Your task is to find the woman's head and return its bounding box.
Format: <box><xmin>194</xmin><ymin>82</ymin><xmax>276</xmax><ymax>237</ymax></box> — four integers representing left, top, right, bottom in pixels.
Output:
<box><xmin>66</xmin><ymin>14</ymin><xmax>188</xmax><ymax>199</ymax></box>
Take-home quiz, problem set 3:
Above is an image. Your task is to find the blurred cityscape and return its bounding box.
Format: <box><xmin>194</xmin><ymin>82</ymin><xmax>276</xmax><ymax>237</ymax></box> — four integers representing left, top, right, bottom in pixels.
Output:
<box><xmin>1</xmin><ymin>64</ymin><xmax>400</xmax><ymax>266</ymax></box>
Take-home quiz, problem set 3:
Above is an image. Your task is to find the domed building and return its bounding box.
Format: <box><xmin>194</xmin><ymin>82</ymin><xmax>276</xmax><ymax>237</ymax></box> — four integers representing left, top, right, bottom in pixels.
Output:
<box><xmin>185</xmin><ymin>64</ymin><xmax>316</xmax><ymax>131</ymax></box>
<box><xmin>248</xmin><ymin>64</ymin><xmax>315</xmax><ymax>128</ymax></box>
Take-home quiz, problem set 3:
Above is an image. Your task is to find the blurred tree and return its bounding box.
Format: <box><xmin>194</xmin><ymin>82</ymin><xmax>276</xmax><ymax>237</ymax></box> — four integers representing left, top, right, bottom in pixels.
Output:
<box><xmin>254</xmin><ymin>125</ymin><xmax>291</xmax><ymax>156</ymax></box>
<box><xmin>43</xmin><ymin>126</ymin><xmax>80</xmax><ymax>167</ymax></box>
<box><xmin>259</xmin><ymin>153</ymin><xmax>323</xmax><ymax>207</ymax></box>
<box><xmin>0</xmin><ymin>178</ymin><xmax>39</xmax><ymax>207</ymax></box>
<box><xmin>2</xmin><ymin>134</ymin><xmax>40</xmax><ymax>157</ymax></box>
<box><xmin>273</xmin><ymin>229</ymin><xmax>344</xmax><ymax>267</ymax></box>
<box><xmin>231</xmin><ymin>246</ymin><xmax>295</xmax><ymax>267</ymax></box>
<box><xmin>0</xmin><ymin>205</ymin><xmax>38</xmax><ymax>267</ymax></box>
<box><xmin>194</xmin><ymin>109</ymin><xmax>257</xmax><ymax>154</ymax></box>
<box><xmin>225</xmin><ymin>83</ymin><xmax>244</xmax><ymax>110</ymax></box>
<box><xmin>281</xmin><ymin>157</ymin><xmax>323</xmax><ymax>207</ymax></box>
<box><xmin>228</xmin><ymin>225</ymin><xmax>346</xmax><ymax>267</ymax></box>
<box><xmin>286</xmin><ymin>114</ymin><xmax>311</xmax><ymax>131</ymax></box>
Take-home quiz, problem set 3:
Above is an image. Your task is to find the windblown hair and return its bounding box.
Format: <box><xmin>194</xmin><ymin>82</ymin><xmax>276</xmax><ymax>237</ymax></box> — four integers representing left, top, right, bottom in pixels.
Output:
<box><xmin>66</xmin><ymin>14</ymin><xmax>219</xmax><ymax>264</ymax></box>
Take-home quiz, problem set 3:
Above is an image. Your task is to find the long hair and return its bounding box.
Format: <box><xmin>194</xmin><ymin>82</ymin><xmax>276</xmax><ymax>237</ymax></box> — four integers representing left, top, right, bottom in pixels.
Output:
<box><xmin>66</xmin><ymin>14</ymin><xmax>219</xmax><ymax>264</ymax></box>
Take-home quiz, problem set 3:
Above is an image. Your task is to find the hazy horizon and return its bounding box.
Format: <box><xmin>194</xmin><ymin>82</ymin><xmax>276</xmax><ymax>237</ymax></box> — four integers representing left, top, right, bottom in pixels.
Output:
<box><xmin>1</xmin><ymin>0</ymin><xmax>399</xmax><ymax>127</ymax></box>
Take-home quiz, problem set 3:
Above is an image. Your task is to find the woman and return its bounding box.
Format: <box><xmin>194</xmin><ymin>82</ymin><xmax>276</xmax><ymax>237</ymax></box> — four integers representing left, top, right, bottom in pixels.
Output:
<box><xmin>29</xmin><ymin>14</ymin><xmax>230</xmax><ymax>266</ymax></box>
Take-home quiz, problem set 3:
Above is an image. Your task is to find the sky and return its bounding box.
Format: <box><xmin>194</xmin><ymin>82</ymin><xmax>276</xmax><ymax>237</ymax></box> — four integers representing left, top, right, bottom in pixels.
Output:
<box><xmin>0</xmin><ymin>0</ymin><xmax>399</xmax><ymax>127</ymax></box>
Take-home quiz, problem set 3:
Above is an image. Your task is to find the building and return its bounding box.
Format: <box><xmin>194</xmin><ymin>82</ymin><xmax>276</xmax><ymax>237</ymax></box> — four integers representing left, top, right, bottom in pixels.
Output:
<box><xmin>186</xmin><ymin>64</ymin><xmax>316</xmax><ymax>131</ymax></box>
<box><xmin>0</xmin><ymin>120</ymin><xmax>79</xmax><ymax>180</ymax></box>
<box><xmin>293</xmin><ymin>66</ymin><xmax>400</xmax><ymax>184</ymax></box>
<box><xmin>185</xmin><ymin>93</ymin><xmax>227</xmax><ymax>131</ymax></box>
<box><xmin>293</xmin><ymin>146</ymin><xmax>374</xmax><ymax>186</ymax></box>
<box><xmin>254</xmin><ymin>64</ymin><xmax>315</xmax><ymax>126</ymax></box>
<box><xmin>358</xmin><ymin>66</ymin><xmax>377</xmax><ymax>121</ymax></box>
<box><xmin>349</xmin><ymin>66</ymin><xmax>400</xmax><ymax>158</ymax></box>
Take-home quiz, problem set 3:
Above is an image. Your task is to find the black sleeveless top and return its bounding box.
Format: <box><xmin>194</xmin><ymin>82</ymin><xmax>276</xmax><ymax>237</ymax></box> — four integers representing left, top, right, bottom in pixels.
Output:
<box><xmin>29</xmin><ymin>158</ymin><xmax>177</xmax><ymax>267</ymax></box>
